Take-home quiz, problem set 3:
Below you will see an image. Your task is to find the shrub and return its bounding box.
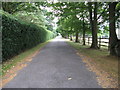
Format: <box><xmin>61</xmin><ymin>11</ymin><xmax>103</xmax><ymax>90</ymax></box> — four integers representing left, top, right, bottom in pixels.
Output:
<box><xmin>1</xmin><ymin>11</ymin><xmax>55</xmax><ymax>61</ymax></box>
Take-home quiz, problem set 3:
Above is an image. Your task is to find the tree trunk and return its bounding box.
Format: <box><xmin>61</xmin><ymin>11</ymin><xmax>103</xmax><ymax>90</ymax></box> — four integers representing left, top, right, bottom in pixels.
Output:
<box><xmin>70</xmin><ymin>27</ymin><xmax>73</xmax><ymax>41</ymax></box>
<box><xmin>90</xmin><ymin>2</ymin><xmax>99</xmax><ymax>49</ymax></box>
<box><xmin>82</xmin><ymin>16</ymin><xmax>85</xmax><ymax>45</ymax></box>
<box><xmin>70</xmin><ymin>35</ymin><xmax>73</xmax><ymax>41</ymax></box>
<box><xmin>109</xmin><ymin>2</ymin><xmax>118</xmax><ymax>56</ymax></box>
<box><xmin>75</xmin><ymin>31</ymin><xmax>79</xmax><ymax>43</ymax></box>
<box><xmin>88</xmin><ymin>3</ymin><xmax>94</xmax><ymax>47</ymax></box>
<box><xmin>88</xmin><ymin>2</ymin><xmax>94</xmax><ymax>33</ymax></box>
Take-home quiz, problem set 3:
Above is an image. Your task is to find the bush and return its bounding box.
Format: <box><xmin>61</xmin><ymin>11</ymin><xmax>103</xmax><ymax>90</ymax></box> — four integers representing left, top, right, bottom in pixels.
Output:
<box><xmin>1</xmin><ymin>11</ymin><xmax>55</xmax><ymax>61</ymax></box>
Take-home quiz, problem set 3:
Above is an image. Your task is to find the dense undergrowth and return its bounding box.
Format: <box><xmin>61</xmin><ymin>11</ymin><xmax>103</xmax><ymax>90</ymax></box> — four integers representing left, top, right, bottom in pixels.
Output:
<box><xmin>1</xmin><ymin>10</ymin><xmax>55</xmax><ymax>61</ymax></box>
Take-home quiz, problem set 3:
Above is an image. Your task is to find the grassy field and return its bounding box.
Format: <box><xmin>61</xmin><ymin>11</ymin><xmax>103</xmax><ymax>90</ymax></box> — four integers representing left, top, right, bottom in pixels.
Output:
<box><xmin>1</xmin><ymin>40</ymin><xmax>51</xmax><ymax>76</ymax></box>
<box><xmin>67</xmin><ymin>40</ymin><xmax>118</xmax><ymax>88</ymax></box>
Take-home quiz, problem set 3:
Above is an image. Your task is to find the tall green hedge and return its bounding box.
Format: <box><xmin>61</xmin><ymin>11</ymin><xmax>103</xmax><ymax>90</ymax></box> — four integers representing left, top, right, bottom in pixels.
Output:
<box><xmin>1</xmin><ymin>11</ymin><xmax>55</xmax><ymax>61</ymax></box>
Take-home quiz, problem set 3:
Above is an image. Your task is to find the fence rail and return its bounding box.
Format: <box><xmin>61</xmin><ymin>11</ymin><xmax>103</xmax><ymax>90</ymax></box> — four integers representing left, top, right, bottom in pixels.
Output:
<box><xmin>79</xmin><ymin>37</ymin><xmax>109</xmax><ymax>49</ymax></box>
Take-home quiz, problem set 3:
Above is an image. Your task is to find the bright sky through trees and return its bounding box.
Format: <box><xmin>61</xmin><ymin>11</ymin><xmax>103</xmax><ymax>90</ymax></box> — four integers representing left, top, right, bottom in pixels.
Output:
<box><xmin>40</xmin><ymin>5</ymin><xmax>58</xmax><ymax>29</ymax></box>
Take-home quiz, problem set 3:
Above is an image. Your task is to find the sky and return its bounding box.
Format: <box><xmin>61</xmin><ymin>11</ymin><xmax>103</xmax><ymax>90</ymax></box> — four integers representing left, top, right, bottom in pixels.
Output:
<box><xmin>116</xmin><ymin>29</ymin><xmax>120</xmax><ymax>39</ymax></box>
<box><xmin>40</xmin><ymin>5</ymin><xmax>58</xmax><ymax>29</ymax></box>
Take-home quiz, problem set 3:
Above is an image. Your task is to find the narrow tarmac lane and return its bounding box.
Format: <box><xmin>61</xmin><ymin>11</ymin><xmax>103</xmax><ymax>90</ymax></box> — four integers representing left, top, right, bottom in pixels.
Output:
<box><xmin>4</xmin><ymin>36</ymin><xmax>101</xmax><ymax>88</ymax></box>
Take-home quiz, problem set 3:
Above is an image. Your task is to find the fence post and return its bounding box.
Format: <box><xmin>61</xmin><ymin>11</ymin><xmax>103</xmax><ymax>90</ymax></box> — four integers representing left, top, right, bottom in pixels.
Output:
<box><xmin>99</xmin><ymin>38</ymin><xmax>101</xmax><ymax>49</ymax></box>
<box><xmin>88</xmin><ymin>37</ymin><xmax>89</xmax><ymax>45</ymax></box>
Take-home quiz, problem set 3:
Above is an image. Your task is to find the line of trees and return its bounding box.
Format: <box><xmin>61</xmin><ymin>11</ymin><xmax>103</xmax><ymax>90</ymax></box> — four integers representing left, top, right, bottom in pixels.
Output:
<box><xmin>48</xmin><ymin>2</ymin><xmax>120</xmax><ymax>56</ymax></box>
<box><xmin>1</xmin><ymin>2</ymin><xmax>120</xmax><ymax>57</ymax></box>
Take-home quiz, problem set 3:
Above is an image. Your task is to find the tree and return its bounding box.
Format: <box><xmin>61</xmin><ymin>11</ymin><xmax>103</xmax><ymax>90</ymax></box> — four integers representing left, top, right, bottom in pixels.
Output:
<box><xmin>82</xmin><ymin>16</ymin><xmax>86</xmax><ymax>45</ymax></box>
<box><xmin>2</xmin><ymin>2</ymin><xmax>38</xmax><ymax>14</ymax></box>
<box><xmin>2</xmin><ymin>2</ymin><xmax>22</xmax><ymax>14</ymax></box>
<box><xmin>88</xmin><ymin>2</ymin><xmax>99</xmax><ymax>49</ymax></box>
<box><xmin>109</xmin><ymin>2</ymin><xmax>119</xmax><ymax>56</ymax></box>
<box><xmin>50</xmin><ymin>2</ymin><xmax>89</xmax><ymax>42</ymax></box>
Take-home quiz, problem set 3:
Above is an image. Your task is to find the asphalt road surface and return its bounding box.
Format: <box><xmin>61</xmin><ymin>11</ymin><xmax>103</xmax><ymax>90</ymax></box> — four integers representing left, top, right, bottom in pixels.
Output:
<box><xmin>4</xmin><ymin>36</ymin><xmax>101</xmax><ymax>88</ymax></box>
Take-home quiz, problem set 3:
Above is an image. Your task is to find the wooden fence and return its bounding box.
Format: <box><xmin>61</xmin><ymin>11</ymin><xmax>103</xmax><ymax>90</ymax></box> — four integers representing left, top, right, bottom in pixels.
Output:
<box><xmin>79</xmin><ymin>37</ymin><xmax>109</xmax><ymax>49</ymax></box>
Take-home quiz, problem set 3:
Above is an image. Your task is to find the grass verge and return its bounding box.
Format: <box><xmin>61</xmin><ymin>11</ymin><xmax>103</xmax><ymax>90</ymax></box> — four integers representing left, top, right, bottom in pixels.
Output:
<box><xmin>1</xmin><ymin>40</ymin><xmax>51</xmax><ymax>76</ymax></box>
<box><xmin>67</xmin><ymin>40</ymin><xmax>118</xmax><ymax>88</ymax></box>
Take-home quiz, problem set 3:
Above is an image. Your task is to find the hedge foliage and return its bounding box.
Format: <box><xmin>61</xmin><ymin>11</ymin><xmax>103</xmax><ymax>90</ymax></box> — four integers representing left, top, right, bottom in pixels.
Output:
<box><xmin>1</xmin><ymin>11</ymin><xmax>55</xmax><ymax>61</ymax></box>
